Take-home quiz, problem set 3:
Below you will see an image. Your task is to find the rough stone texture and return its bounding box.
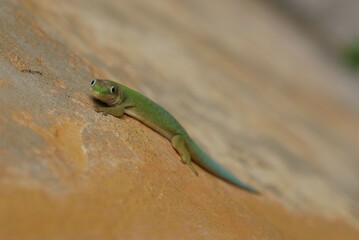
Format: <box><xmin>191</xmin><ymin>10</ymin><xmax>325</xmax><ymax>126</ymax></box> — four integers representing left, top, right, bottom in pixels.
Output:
<box><xmin>0</xmin><ymin>0</ymin><xmax>359</xmax><ymax>239</ymax></box>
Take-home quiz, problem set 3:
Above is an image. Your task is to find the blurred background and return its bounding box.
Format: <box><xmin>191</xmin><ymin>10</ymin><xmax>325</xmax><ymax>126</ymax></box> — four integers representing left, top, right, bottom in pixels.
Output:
<box><xmin>273</xmin><ymin>0</ymin><xmax>359</xmax><ymax>71</ymax></box>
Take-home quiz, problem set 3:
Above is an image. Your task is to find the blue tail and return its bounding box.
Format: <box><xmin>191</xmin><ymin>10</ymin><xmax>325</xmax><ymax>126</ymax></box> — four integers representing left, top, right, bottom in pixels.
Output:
<box><xmin>187</xmin><ymin>138</ymin><xmax>259</xmax><ymax>194</ymax></box>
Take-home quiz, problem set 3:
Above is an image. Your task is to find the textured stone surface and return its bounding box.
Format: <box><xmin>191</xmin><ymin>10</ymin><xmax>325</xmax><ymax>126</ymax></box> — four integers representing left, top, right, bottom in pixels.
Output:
<box><xmin>0</xmin><ymin>0</ymin><xmax>359</xmax><ymax>239</ymax></box>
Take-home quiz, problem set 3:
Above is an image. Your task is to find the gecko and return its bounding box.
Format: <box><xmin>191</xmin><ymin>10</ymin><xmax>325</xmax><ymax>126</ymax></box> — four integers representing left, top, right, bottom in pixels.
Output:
<box><xmin>90</xmin><ymin>79</ymin><xmax>259</xmax><ymax>194</ymax></box>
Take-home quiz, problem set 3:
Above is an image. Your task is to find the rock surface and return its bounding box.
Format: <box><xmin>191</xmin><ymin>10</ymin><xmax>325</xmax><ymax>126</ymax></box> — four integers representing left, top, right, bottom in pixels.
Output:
<box><xmin>0</xmin><ymin>0</ymin><xmax>359</xmax><ymax>239</ymax></box>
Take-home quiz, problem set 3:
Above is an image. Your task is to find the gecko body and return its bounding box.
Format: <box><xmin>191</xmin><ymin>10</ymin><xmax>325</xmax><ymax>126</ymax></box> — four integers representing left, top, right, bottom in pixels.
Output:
<box><xmin>91</xmin><ymin>79</ymin><xmax>259</xmax><ymax>194</ymax></box>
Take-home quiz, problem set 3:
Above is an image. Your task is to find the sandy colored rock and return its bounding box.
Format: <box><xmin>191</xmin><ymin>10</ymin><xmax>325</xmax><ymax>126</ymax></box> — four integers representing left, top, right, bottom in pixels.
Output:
<box><xmin>0</xmin><ymin>0</ymin><xmax>359</xmax><ymax>239</ymax></box>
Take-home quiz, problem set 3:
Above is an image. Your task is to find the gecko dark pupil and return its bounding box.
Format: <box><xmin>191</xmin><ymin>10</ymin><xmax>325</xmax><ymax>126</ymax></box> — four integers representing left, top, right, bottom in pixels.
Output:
<box><xmin>111</xmin><ymin>86</ymin><xmax>115</xmax><ymax>93</ymax></box>
<box><xmin>91</xmin><ymin>80</ymin><xmax>96</xmax><ymax>86</ymax></box>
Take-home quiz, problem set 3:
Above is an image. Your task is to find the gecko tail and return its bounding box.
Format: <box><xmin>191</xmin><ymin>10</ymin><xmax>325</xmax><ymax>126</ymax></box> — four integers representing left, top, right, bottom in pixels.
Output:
<box><xmin>187</xmin><ymin>138</ymin><xmax>260</xmax><ymax>194</ymax></box>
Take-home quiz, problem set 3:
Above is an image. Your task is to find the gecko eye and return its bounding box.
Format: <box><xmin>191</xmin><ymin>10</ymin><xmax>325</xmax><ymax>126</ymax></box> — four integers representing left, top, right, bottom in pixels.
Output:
<box><xmin>110</xmin><ymin>86</ymin><xmax>116</xmax><ymax>94</ymax></box>
<box><xmin>91</xmin><ymin>79</ymin><xmax>96</xmax><ymax>86</ymax></box>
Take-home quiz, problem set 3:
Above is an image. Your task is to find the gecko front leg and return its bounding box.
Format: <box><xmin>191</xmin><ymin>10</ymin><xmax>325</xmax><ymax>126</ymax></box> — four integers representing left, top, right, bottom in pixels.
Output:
<box><xmin>95</xmin><ymin>104</ymin><xmax>125</xmax><ymax>118</ymax></box>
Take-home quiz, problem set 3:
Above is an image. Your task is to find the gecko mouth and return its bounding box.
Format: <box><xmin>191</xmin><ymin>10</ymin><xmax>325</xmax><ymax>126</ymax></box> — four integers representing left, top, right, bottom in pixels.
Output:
<box><xmin>90</xmin><ymin>96</ymin><xmax>108</xmax><ymax>107</ymax></box>
<box><xmin>91</xmin><ymin>90</ymin><xmax>119</xmax><ymax>106</ymax></box>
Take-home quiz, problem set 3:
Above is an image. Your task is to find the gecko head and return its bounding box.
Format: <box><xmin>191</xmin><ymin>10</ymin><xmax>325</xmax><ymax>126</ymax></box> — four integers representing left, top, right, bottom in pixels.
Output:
<box><xmin>90</xmin><ymin>79</ymin><xmax>122</xmax><ymax>106</ymax></box>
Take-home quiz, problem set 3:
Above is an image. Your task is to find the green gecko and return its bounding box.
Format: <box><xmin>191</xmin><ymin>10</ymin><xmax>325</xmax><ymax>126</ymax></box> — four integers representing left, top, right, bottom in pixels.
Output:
<box><xmin>90</xmin><ymin>79</ymin><xmax>259</xmax><ymax>194</ymax></box>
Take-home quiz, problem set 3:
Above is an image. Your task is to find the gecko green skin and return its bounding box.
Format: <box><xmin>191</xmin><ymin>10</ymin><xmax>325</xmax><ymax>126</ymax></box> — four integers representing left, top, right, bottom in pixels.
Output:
<box><xmin>90</xmin><ymin>79</ymin><xmax>259</xmax><ymax>194</ymax></box>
